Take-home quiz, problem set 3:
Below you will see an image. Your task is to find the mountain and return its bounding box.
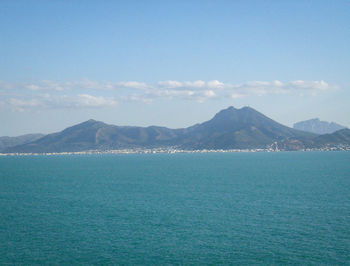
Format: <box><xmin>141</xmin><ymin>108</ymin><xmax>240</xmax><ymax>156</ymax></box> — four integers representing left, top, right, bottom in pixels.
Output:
<box><xmin>312</xmin><ymin>128</ymin><xmax>350</xmax><ymax>147</ymax></box>
<box><xmin>0</xmin><ymin>133</ymin><xmax>44</xmax><ymax>152</ymax></box>
<box><xmin>3</xmin><ymin>106</ymin><xmax>350</xmax><ymax>153</ymax></box>
<box><xmin>5</xmin><ymin>119</ymin><xmax>184</xmax><ymax>153</ymax></box>
<box><xmin>293</xmin><ymin>118</ymin><xmax>346</xmax><ymax>134</ymax></box>
<box><xmin>178</xmin><ymin>106</ymin><xmax>315</xmax><ymax>149</ymax></box>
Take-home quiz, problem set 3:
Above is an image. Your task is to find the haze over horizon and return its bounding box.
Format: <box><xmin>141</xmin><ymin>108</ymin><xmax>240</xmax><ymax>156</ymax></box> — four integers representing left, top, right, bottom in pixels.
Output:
<box><xmin>1</xmin><ymin>1</ymin><xmax>350</xmax><ymax>136</ymax></box>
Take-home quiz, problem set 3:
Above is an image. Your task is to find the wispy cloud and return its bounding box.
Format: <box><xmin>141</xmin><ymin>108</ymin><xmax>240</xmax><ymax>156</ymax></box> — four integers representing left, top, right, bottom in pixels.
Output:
<box><xmin>0</xmin><ymin>79</ymin><xmax>336</xmax><ymax>110</ymax></box>
<box><xmin>76</xmin><ymin>94</ymin><xmax>117</xmax><ymax>108</ymax></box>
<box><xmin>151</xmin><ymin>79</ymin><xmax>335</xmax><ymax>100</ymax></box>
<box><xmin>4</xmin><ymin>94</ymin><xmax>117</xmax><ymax>112</ymax></box>
<box><xmin>0</xmin><ymin>79</ymin><xmax>149</xmax><ymax>91</ymax></box>
<box><xmin>25</xmin><ymin>80</ymin><xmax>66</xmax><ymax>91</ymax></box>
<box><xmin>157</xmin><ymin>80</ymin><xmax>226</xmax><ymax>90</ymax></box>
<box><xmin>141</xmin><ymin>88</ymin><xmax>217</xmax><ymax>103</ymax></box>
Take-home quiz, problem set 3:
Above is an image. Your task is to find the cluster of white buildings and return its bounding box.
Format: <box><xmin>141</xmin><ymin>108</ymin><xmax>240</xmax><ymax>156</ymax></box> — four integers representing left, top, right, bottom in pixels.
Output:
<box><xmin>1</xmin><ymin>145</ymin><xmax>349</xmax><ymax>156</ymax></box>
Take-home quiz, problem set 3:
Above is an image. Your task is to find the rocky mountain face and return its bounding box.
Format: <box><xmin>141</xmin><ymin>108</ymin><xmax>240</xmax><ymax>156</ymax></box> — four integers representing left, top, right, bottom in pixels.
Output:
<box><xmin>293</xmin><ymin>118</ymin><xmax>345</xmax><ymax>134</ymax></box>
<box><xmin>3</xmin><ymin>107</ymin><xmax>350</xmax><ymax>153</ymax></box>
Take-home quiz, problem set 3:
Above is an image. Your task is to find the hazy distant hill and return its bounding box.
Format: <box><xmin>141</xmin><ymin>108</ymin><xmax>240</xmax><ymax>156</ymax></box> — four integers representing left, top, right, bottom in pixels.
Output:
<box><xmin>0</xmin><ymin>134</ymin><xmax>44</xmax><ymax>151</ymax></box>
<box><xmin>4</xmin><ymin>106</ymin><xmax>350</xmax><ymax>153</ymax></box>
<box><xmin>293</xmin><ymin>118</ymin><xmax>345</xmax><ymax>134</ymax></box>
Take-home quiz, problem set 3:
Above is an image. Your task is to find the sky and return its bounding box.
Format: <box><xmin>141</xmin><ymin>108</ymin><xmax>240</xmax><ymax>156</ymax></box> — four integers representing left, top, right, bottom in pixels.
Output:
<box><xmin>1</xmin><ymin>0</ymin><xmax>350</xmax><ymax>136</ymax></box>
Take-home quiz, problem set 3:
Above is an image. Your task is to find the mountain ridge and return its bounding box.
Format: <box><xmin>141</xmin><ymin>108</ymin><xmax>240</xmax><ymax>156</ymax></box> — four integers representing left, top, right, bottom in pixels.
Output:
<box><xmin>0</xmin><ymin>134</ymin><xmax>45</xmax><ymax>151</ymax></box>
<box><xmin>2</xmin><ymin>106</ymin><xmax>349</xmax><ymax>153</ymax></box>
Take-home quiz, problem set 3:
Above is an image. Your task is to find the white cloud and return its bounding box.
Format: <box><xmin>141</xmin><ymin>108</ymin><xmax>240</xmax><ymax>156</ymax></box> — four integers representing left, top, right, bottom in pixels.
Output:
<box><xmin>242</xmin><ymin>81</ymin><xmax>271</xmax><ymax>87</ymax></box>
<box><xmin>140</xmin><ymin>87</ymin><xmax>217</xmax><ymax>102</ymax></box>
<box><xmin>0</xmin><ymin>79</ymin><xmax>337</xmax><ymax>110</ymax></box>
<box><xmin>1</xmin><ymin>79</ymin><xmax>149</xmax><ymax>92</ymax></box>
<box><xmin>76</xmin><ymin>94</ymin><xmax>117</xmax><ymax>107</ymax></box>
<box><xmin>184</xmin><ymin>80</ymin><xmax>206</xmax><ymax>88</ymax></box>
<box><xmin>273</xmin><ymin>80</ymin><xmax>284</xmax><ymax>87</ymax></box>
<box><xmin>25</xmin><ymin>80</ymin><xmax>66</xmax><ymax>91</ymax></box>
<box><xmin>289</xmin><ymin>80</ymin><xmax>331</xmax><ymax>91</ymax></box>
<box><xmin>116</xmin><ymin>81</ymin><xmax>149</xmax><ymax>90</ymax></box>
<box><xmin>230</xmin><ymin>80</ymin><xmax>335</xmax><ymax>96</ymax></box>
<box><xmin>204</xmin><ymin>90</ymin><xmax>216</xmax><ymax>98</ymax></box>
<box><xmin>157</xmin><ymin>80</ymin><xmax>183</xmax><ymax>89</ymax></box>
<box><xmin>69</xmin><ymin>80</ymin><xmax>149</xmax><ymax>90</ymax></box>
<box><xmin>9</xmin><ymin>98</ymin><xmax>41</xmax><ymax>111</ymax></box>
<box><xmin>158</xmin><ymin>80</ymin><xmax>226</xmax><ymax>90</ymax></box>
<box><xmin>2</xmin><ymin>79</ymin><xmax>335</xmax><ymax>94</ymax></box>
<box><xmin>207</xmin><ymin>80</ymin><xmax>225</xmax><ymax>89</ymax></box>
<box><xmin>5</xmin><ymin>94</ymin><xmax>117</xmax><ymax>111</ymax></box>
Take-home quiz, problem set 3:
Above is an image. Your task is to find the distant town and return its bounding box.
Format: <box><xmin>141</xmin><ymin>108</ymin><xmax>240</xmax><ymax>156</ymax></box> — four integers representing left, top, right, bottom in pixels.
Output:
<box><xmin>1</xmin><ymin>145</ymin><xmax>349</xmax><ymax>156</ymax></box>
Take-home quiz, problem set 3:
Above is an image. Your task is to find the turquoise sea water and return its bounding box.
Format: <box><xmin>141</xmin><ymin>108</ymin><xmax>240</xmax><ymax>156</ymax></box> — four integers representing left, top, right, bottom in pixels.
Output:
<box><xmin>1</xmin><ymin>152</ymin><xmax>350</xmax><ymax>265</ymax></box>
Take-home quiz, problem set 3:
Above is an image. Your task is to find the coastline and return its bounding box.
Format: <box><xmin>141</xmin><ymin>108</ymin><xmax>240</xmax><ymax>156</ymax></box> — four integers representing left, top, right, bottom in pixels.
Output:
<box><xmin>1</xmin><ymin>146</ymin><xmax>349</xmax><ymax>156</ymax></box>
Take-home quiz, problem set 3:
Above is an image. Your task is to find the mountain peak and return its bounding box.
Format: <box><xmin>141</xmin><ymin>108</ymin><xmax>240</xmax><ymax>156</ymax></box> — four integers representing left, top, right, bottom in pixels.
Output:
<box><xmin>216</xmin><ymin>106</ymin><xmax>236</xmax><ymax>114</ymax></box>
<box><xmin>200</xmin><ymin>105</ymin><xmax>272</xmax><ymax>133</ymax></box>
<box><xmin>226</xmin><ymin>106</ymin><xmax>237</xmax><ymax>111</ymax></box>
<box><xmin>302</xmin><ymin>118</ymin><xmax>320</xmax><ymax>123</ymax></box>
<box><xmin>221</xmin><ymin>106</ymin><xmax>256</xmax><ymax>112</ymax></box>
<box><xmin>212</xmin><ymin>106</ymin><xmax>237</xmax><ymax>120</ymax></box>
<box><xmin>212</xmin><ymin>106</ymin><xmax>257</xmax><ymax>120</ymax></box>
<box><xmin>86</xmin><ymin>119</ymin><xmax>98</xmax><ymax>123</ymax></box>
<box><xmin>80</xmin><ymin>119</ymin><xmax>105</xmax><ymax>126</ymax></box>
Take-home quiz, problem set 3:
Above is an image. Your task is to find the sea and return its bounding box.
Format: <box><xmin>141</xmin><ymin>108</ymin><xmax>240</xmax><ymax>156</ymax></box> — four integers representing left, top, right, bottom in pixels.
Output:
<box><xmin>0</xmin><ymin>151</ymin><xmax>349</xmax><ymax>265</ymax></box>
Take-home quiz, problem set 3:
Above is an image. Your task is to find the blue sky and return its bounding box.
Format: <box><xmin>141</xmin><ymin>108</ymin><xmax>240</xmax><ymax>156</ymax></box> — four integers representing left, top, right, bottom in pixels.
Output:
<box><xmin>1</xmin><ymin>0</ymin><xmax>349</xmax><ymax>136</ymax></box>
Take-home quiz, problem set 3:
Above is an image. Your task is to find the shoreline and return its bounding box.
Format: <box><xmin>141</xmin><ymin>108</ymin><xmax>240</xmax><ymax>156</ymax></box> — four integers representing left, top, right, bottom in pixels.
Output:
<box><xmin>1</xmin><ymin>147</ymin><xmax>349</xmax><ymax>156</ymax></box>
